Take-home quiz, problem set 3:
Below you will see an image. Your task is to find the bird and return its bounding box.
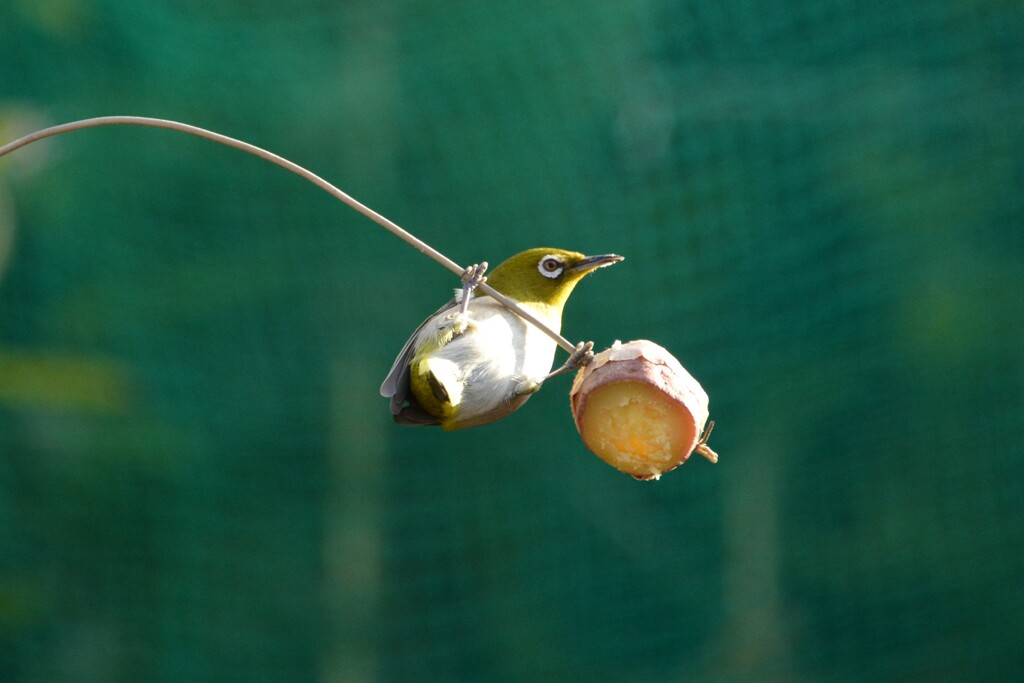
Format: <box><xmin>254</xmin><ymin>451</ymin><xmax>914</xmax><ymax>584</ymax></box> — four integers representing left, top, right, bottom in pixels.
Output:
<box><xmin>380</xmin><ymin>247</ymin><xmax>623</xmax><ymax>430</ymax></box>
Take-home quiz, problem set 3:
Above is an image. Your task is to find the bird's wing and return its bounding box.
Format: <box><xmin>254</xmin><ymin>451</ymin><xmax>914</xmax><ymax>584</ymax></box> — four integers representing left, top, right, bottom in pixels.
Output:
<box><xmin>379</xmin><ymin>297</ymin><xmax>459</xmax><ymax>415</ymax></box>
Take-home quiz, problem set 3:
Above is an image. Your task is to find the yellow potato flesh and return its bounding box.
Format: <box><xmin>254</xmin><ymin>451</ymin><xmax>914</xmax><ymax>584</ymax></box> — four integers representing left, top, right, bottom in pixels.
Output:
<box><xmin>578</xmin><ymin>380</ymin><xmax>697</xmax><ymax>480</ymax></box>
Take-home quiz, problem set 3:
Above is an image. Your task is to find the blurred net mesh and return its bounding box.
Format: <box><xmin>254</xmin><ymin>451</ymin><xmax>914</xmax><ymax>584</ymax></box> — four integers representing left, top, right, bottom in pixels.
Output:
<box><xmin>1</xmin><ymin>1</ymin><xmax>1023</xmax><ymax>681</ymax></box>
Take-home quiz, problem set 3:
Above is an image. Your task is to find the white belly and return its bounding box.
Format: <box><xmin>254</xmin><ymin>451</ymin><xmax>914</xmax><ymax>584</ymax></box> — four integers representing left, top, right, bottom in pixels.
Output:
<box><xmin>419</xmin><ymin>298</ymin><xmax>558</xmax><ymax>424</ymax></box>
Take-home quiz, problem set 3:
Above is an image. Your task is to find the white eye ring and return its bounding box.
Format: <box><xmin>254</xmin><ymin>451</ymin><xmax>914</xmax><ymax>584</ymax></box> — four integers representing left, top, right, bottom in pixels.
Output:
<box><xmin>538</xmin><ymin>255</ymin><xmax>564</xmax><ymax>279</ymax></box>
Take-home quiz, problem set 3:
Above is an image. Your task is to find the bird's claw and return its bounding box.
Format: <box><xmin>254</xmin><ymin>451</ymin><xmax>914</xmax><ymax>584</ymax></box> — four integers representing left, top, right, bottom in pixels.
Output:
<box><xmin>522</xmin><ymin>341</ymin><xmax>595</xmax><ymax>393</ymax></box>
<box><xmin>461</xmin><ymin>262</ymin><xmax>488</xmax><ymax>290</ymax></box>
<box><xmin>511</xmin><ymin>341</ymin><xmax>596</xmax><ymax>397</ymax></box>
<box><xmin>564</xmin><ymin>341</ymin><xmax>595</xmax><ymax>371</ymax></box>
<box><xmin>457</xmin><ymin>262</ymin><xmax>488</xmax><ymax>318</ymax></box>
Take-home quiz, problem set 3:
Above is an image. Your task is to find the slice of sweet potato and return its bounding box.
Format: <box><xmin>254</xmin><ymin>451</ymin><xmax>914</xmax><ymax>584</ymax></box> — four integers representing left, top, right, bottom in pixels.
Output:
<box><xmin>570</xmin><ymin>340</ymin><xmax>716</xmax><ymax>480</ymax></box>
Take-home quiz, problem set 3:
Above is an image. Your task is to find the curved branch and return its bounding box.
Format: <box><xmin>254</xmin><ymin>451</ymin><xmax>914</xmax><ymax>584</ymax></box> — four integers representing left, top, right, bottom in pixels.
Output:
<box><xmin>0</xmin><ymin>115</ymin><xmax>577</xmax><ymax>352</ymax></box>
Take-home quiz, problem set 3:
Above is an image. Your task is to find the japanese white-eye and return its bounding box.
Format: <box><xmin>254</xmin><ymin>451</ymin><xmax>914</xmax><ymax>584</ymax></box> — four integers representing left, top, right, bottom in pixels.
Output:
<box><xmin>381</xmin><ymin>247</ymin><xmax>623</xmax><ymax>430</ymax></box>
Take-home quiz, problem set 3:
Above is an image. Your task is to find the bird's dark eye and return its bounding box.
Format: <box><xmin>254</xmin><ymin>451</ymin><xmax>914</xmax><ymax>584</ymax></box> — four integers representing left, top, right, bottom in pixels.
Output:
<box><xmin>538</xmin><ymin>256</ymin><xmax>564</xmax><ymax>279</ymax></box>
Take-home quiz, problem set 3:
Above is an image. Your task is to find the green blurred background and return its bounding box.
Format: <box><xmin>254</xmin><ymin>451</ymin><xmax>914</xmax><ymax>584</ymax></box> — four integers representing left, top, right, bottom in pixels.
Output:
<box><xmin>2</xmin><ymin>1</ymin><xmax>1022</xmax><ymax>681</ymax></box>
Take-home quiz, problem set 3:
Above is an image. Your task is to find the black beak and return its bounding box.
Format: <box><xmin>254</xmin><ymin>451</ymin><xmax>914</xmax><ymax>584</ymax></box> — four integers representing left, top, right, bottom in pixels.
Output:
<box><xmin>569</xmin><ymin>253</ymin><xmax>624</xmax><ymax>273</ymax></box>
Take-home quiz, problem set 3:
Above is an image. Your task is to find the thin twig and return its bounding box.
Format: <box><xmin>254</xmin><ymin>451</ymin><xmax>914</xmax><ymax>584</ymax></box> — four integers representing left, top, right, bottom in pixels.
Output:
<box><xmin>695</xmin><ymin>420</ymin><xmax>718</xmax><ymax>463</ymax></box>
<box><xmin>0</xmin><ymin>116</ymin><xmax>578</xmax><ymax>353</ymax></box>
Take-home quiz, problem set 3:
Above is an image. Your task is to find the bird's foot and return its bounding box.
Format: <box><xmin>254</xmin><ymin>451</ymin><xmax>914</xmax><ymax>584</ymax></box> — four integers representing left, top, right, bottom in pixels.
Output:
<box><xmin>437</xmin><ymin>263</ymin><xmax>488</xmax><ymax>338</ymax></box>
<box><xmin>559</xmin><ymin>341</ymin><xmax>595</xmax><ymax>373</ymax></box>
<box><xmin>458</xmin><ymin>262</ymin><xmax>488</xmax><ymax>313</ymax></box>
<box><xmin>512</xmin><ymin>341</ymin><xmax>595</xmax><ymax>396</ymax></box>
<box><xmin>461</xmin><ymin>261</ymin><xmax>488</xmax><ymax>289</ymax></box>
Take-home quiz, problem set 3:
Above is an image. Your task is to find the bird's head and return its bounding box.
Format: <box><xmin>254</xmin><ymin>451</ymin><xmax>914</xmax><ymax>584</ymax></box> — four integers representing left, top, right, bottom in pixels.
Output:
<box><xmin>485</xmin><ymin>248</ymin><xmax>623</xmax><ymax>314</ymax></box>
